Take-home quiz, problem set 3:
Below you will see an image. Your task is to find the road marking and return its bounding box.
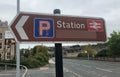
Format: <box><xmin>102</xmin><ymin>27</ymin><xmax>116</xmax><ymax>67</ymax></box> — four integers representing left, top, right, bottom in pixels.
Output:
<box><xmin>82</xmin><ymin>65</ymin><xmax>91</xmax><ymax>68</ymax></box>
<box><xmin>85</xmin><ymin>70</ymin><xmax>102</xmax><ymax>77</ymax></box>
<box><xmin>64</xmin><ymin>67</ymin><xmax>83</xmax><ymax>77</ymax></box>
<box><xmin>49</xmin><ymin>59</ymin><xmax>55</xmax><ymax>64</ymax></box>
<box><xmin>96</xmin><ymin>67</ymin><xmax>112</xmax><ymax>72</ymax></box>
<box><xmin>102</xmin><ymin>76</ymin><xmax>108</xmax><ymax>77</ymax></box>
<box><xmin>64</xmin><ymin>68</ymin><xmax>69</xmax><ymax>72</ymax></box>
<box><xmin>0</xmin><ymin>74</ymin><xmax>14</xmax><ymax>76</ymax></box>
<box><xmin>40</xmin><ymin>67</ymin><xmax>49</xmax><ymax>70</ymax></box>
<box><xmin>15</xmin><ymin>15</ymin><xmax>29</xmax><ymax>40</ymax></box>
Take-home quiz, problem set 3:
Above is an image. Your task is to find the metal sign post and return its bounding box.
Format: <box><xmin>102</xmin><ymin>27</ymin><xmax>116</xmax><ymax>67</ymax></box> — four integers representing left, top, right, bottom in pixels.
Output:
<box><xmin>16</xmin><ymin>42</ymin><xmax>20</xmax><ymax>77</ymax></box>
<box><xmin>16</xmin><ymin>0</ymin><xmax>20</xmax><ymax>77</ymax></box>
<box><xmin>54</xmin><ymin>9</ymin><xmax>64</xmax><ymax>77</ymax></box>
<box><xmin>55</xmin><ymin>43</ymin><xmax>63</xmax><ymax>77</ymax></box>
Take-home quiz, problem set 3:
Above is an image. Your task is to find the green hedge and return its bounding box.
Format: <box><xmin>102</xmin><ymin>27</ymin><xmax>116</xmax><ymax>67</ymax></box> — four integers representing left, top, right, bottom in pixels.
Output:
<box><xmin>21</xmin><ymin>53</ymin><xmax>49</xmax><ymax>68</ymax></box>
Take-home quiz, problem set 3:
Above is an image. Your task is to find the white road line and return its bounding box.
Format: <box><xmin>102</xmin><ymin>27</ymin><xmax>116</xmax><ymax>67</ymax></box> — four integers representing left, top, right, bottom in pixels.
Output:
<box><xmin>96</xmin><ymin>67</ymin><xmax>112</xmax><ymax>72</ymax></box>
<box><xmin>102</xmin><ymin>76</ymin><xmax>108</xmax><ymax>77</ymax></box>
<box><xmin>82</xmin><ymin>65</ymin><xmax>91</xmax><ymax>68</ymax></box>
<box><xmin>0</xmin><ymin>74</ymin><xmax>14</xmax><ymax>75</ymax></box>
<box><xmin>49</xmin><ymin>59</ymin><xmax>55</xmax><ymax>64</ymax></box>
<box><xmin>64</xmin><ymin>68</ymin><xmax>69</xmax><ymax>72</ymax></box>
<box><xmin>40</xmin><ymin>67</ymin><xmax>49</xmax><ymax>70</ymax></box>
<box><xmin>15</xmin><ymin>15</ymin><xmax>29</xmax><ymax>40</ymax></box>
<box><xmin>64</xmin><ymin>67</ymin><xmax>83</xmax><ymax>77</ymax></box>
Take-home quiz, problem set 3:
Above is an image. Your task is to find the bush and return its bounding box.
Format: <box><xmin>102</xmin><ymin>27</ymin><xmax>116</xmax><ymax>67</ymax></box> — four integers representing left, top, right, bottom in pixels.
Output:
<box><xmin>0</xmin><ymin>60</ymin><xmax>16</xmax><ymax>64</ymax></box>
<box><xmin>34</xmin><ymin>53</ymin><xmax>48</xmax><ymax>66</ymax></box>
<box><xmin>20</xmin><ymin>45</ymin><xmax>49</xmax><ymax>68</ymax></box>
<box><xmin>21</xmin><ymin>53</ymin><xmax>49</xmax><ymax>68</ymax></box>
<box><xmin>77</xmin><ymin>53</ymin><xmax>87</xmax><ymax>57</ymax></box>
<box><xmin>96</xmin><ymin>48</ymin><xmax>108</xmax><ymax>57</ymax></box>
<box><xmin>21</xmin><ymin>58</ymin><xmax>41</xmax><ymax>68</ymax></box>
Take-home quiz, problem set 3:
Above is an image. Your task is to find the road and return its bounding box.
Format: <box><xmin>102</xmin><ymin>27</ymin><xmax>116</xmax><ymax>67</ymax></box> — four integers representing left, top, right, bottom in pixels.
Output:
<box><xmin>26</xmin><ymin>59</ymin><xmax>120</xmax><ymax>77</ymax></box>
<box><xmin>63</xmin><ymin>59</ymin><xmax>120</xmax><ymax>77</ymax></box>
<box><xmin>0</xmin><ymin>70</ymin><xmax>24</xmax><ymax>77</ymax></box>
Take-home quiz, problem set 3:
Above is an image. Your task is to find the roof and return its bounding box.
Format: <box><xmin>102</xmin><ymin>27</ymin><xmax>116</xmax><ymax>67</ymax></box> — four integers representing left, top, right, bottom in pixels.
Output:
<box><xmin>0</xmin><ymin>20</ymin><xmax>8</xmax><ymax>27</ymax></box>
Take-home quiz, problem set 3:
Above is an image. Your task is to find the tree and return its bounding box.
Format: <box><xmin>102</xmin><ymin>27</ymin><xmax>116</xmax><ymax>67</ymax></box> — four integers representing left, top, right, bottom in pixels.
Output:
<box><xmin>107</xmin><ymin>31</ymin><xmax>120</xmax><ymax>57</ymax></box>
<box><xmin>83</xmin><ymin>45</ymin><xmax>97</xmax><ymax>57</ymax></box>
<box><xmin>71</xmin><ymin>45</ymin><xmax>80</xmax><ymax>48</ymax></box>
<box><xmin>32</xmin><ymin>45</ymin><xmax>48</xmax><ymax>56</ymax></box>
<box><xmin>21</xmin><ymin>45</ymin><xmax>49</xmax><ymax>68</ymax></box>
<box><xmin>20</xmin><ymin>49</ymin><xmax>31</xmax><ymax>58</ymax></box>
<box><xmin>96</xmin><ymin>48</ymin><xmax>108</xmax><ymax>57</ymax></box>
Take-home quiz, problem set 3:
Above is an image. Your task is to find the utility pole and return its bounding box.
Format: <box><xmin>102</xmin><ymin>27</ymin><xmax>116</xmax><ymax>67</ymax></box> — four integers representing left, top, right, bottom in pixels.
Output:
<box><xmin>17</xmin><ymin>0</ymin><xmax>20</xmax><ymax>14</ymax></box>
<box><xmin>16</xmin><ymin>0</ymin><xmax>20</xmax><ymax>77</ymax></box>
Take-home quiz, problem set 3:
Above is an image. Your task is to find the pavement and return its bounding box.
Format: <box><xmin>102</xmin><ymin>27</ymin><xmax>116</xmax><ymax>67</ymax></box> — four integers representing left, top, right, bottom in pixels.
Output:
<box><xmin>26</xmin><ymin>59</ymin><xmax>120</xmax><ymax>77</ymax></box>
<box><xmin>26</xmin><ymin>59</ymin><xmax>75</xmax><ymax>77</ymax></box>
<box><xmin>0</xmin><ymin>59</ymin><xmax>55</xmax><ymax>77</ymax></box>
<box><xmin>0</xmin><ymin>70</ymin><xmax>24</xmax><ymax>77</ymax></box>
<box><xmin>1</xmin><ymin>59</ymin><xmax>120</xmax><ymax>77</ymax></box>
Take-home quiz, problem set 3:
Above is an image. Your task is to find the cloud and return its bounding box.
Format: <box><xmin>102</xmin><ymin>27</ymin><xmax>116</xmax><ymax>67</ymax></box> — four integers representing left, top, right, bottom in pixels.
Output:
<box><xmin>0</xmin><ymin>0</ymin><xmax>16</xmax><ymax>22</ymax></box>
<box><xmin>0</xmin><ymin>0</ymin><xmax>120</xmax><ymax>36</ymax></box>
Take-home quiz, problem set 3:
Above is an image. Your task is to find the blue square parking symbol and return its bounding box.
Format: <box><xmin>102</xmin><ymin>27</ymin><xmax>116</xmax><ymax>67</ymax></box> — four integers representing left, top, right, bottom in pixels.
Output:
<box><xmin>34</xmin><ymin>18</ymin><xmax>54</xmax><ymax>38</ymax></box>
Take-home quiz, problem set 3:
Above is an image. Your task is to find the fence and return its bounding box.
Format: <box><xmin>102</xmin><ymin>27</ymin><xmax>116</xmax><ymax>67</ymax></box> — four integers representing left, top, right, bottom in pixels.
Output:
<box><xmin>0</xmin><ymin>63</ymin><xmax>28</xmax><ymax>77</ymax></box>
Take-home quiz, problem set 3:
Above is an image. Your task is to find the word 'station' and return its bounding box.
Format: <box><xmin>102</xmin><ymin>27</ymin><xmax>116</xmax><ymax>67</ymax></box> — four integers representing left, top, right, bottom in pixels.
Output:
<box><xmin>57</xmin><ymin>21</ymin><xmax>85</xmax><ymax>29</ymax></box>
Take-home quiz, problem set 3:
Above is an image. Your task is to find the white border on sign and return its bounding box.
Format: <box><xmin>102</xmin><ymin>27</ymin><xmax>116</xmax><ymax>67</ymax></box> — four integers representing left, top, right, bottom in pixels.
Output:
<box><xmin>8</xmin><ymin>13</ymin><xmax>20</xmax><ymax>43</ymax></box>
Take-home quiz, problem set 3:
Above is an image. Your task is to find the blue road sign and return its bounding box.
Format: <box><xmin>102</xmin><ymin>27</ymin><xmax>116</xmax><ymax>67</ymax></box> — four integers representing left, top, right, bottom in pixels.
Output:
<box><xmin>34</xmin><ymin>18</ymin><xmax>54</xmax><ymax>38</ymax></box>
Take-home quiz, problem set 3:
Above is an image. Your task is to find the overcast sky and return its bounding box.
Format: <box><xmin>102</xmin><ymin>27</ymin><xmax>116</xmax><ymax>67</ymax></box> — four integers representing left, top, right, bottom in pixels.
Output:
<box><xmin>0</xmin><ymin>0</ymin><xmax>120</xmax><ymax>48</ymax></box>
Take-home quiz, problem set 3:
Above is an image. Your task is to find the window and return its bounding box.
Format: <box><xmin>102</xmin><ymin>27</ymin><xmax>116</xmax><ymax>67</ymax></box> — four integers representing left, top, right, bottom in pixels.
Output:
<box><xmin>0</xmin><ymin>33</ymin><xmax>2</xmax><ymax>39</ymax></box>
<box><xmin>7</xmin><ymin>52</ymin><xmax>10</xmax><ymax>60</ymax></box>
<box><xmin>0</xmin><ymin>42</ymin><xmax>2</xmax><ymax>49</ymax></box>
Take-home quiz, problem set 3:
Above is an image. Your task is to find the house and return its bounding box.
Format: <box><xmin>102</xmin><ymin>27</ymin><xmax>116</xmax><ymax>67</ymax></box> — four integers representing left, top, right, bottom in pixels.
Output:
<box><xmin>0</xmin><ymin>20</ymin><xmax>15</xmax><ymax>60</ymax></box>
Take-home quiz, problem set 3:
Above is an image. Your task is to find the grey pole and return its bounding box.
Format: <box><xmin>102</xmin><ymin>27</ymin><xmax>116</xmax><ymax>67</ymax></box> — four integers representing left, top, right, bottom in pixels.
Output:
<box><xmin>53</xmin><ymin>9</ymin><xmax>64</xmax><ymax>77</ymax></box>
<box><xmin>16</xmin><ymin>42</ymin><xmax>20</xmax><ymax>77</ymax></box>
<box><xmin>88</xmin><ymin>53</ymin><xmax>90</xmax><ymax>60</ymax></box>
<box><xmin>17</xmin><ymin>0</ymin><xmax>20</xmax><ymax>13</ymax></box>
<box><xmin>16</xmin><ymin>0</ymin><xmax>20</xmax><ymax>77</ymax></box>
